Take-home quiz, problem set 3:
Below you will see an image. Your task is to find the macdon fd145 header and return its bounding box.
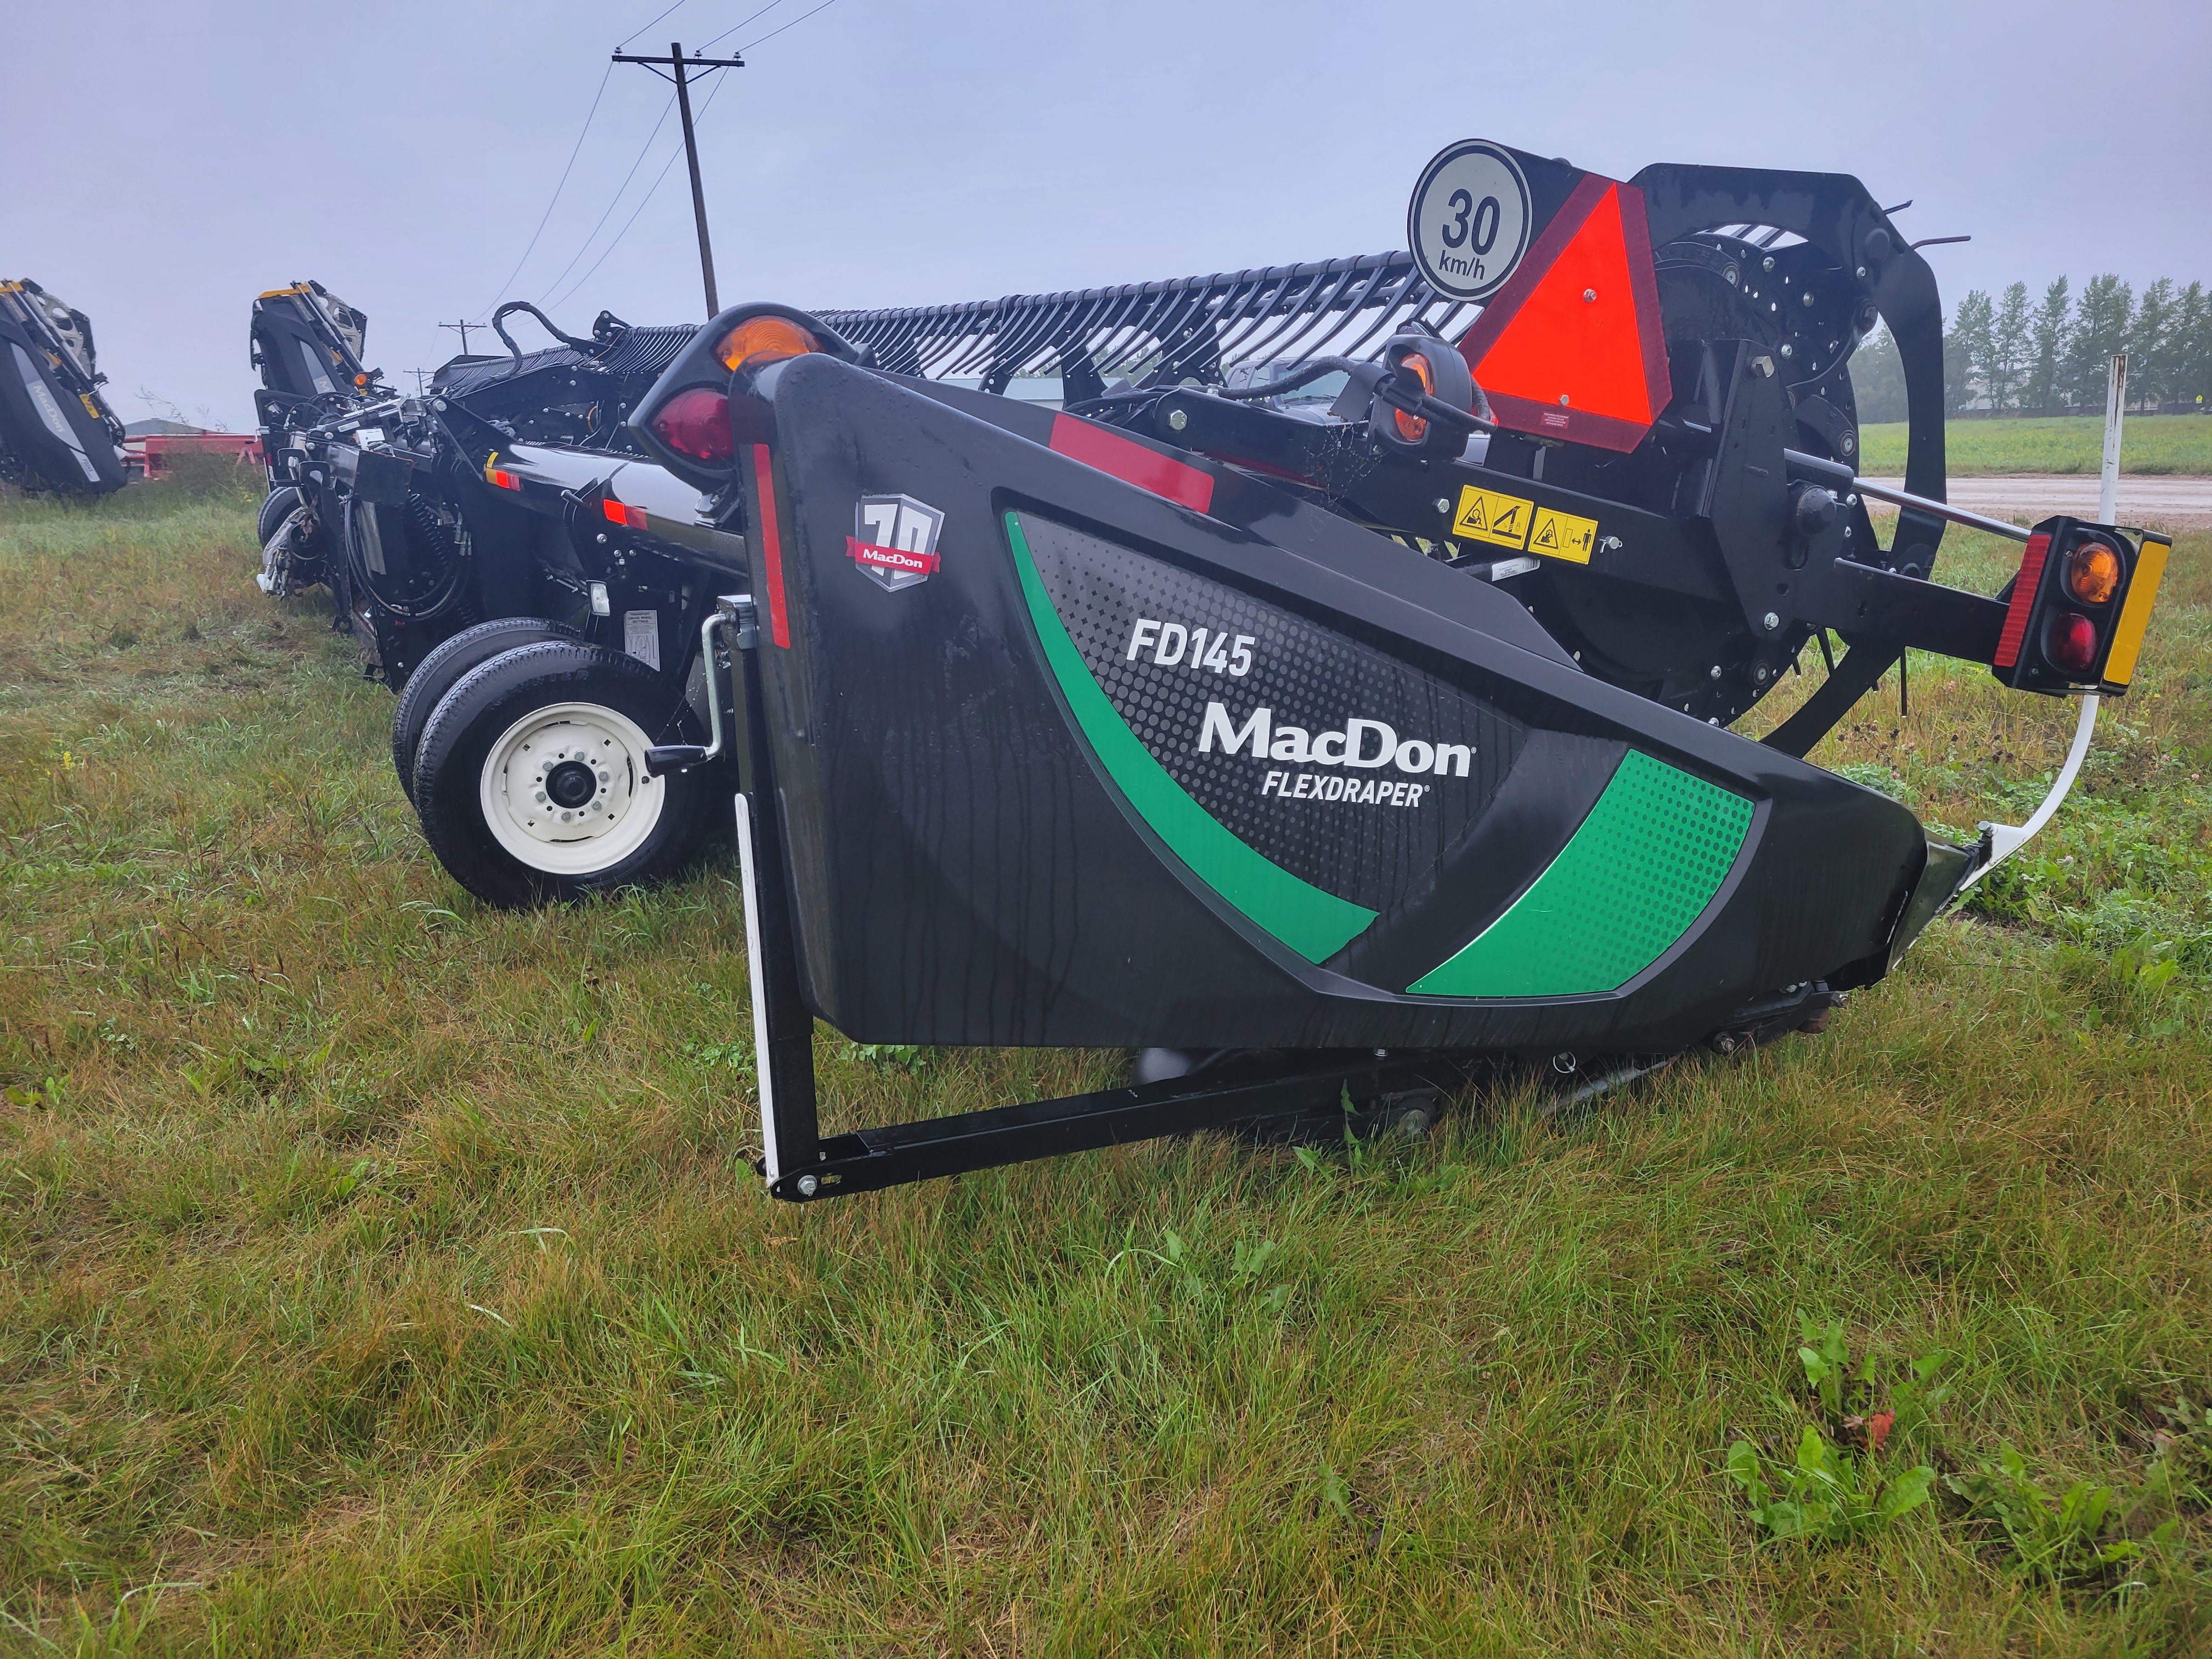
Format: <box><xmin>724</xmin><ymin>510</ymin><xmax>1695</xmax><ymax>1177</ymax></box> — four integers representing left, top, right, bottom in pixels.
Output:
<box><xmin>253</xmin><ymin>140</ymin><xmax>2169</xmax><ymax>1200</ymax></box>
<box><xmin>0</xmin><ymin>280</ymin><xmax>127</xmax><ymax>495</ymax></box>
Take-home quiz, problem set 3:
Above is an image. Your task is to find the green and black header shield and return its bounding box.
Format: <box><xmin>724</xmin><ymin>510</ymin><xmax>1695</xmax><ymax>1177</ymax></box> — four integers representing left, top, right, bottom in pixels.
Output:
<box><xmin>735</xmin><ymin>354</ymin><xmax>1926</xmax><ymax>1053</ymax></box>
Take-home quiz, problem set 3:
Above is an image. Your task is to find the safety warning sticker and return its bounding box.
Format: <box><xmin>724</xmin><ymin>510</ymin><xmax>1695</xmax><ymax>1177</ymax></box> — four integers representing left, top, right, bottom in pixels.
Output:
<box><xmin>1452</xmin><ymin>484</ymin><xmax>1534</xmax><ymax>550</ymax></box>
<box><xmin>1528</xmin><ymin>505</ymin><xmax>1599</xmax><ymax>565</ymax></box>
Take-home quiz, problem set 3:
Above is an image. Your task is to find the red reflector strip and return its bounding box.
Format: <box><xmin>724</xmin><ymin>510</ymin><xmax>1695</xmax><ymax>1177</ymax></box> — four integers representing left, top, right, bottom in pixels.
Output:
<box><xmin>601</xmin><ymin>498</ymin><xmax>648</xmax><ymax>530</ymax></box>
<box><xmin>1993</xmin><ymin>532</ymin><xmax>2051</xmax><ymax>668</ymax></box>
<box><xmin>847</xmin><ymin>537</ymin><xmax>940</xmax><ymax>576</ymax></box>
<box><xmin>750</xmin><ymin>444</ymin><xmax>791</xmax><ymax>648</ymax></box>
<box><xmin>489</xmin><ymin>469</ymin><xmax>520</xmax><ymax>491</ymax></box>
<box><xmin>1048</xmin><ymin>413</ymin><xmax>1215</xmax><ymax>514</ymax></box>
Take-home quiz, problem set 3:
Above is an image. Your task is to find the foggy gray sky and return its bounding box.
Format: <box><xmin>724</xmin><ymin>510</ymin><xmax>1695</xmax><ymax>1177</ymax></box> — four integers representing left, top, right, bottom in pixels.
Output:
<box><xmin>9</xmin><ymin>0</ymin><xmax>2209</xmax><ymax>430</ymax></box>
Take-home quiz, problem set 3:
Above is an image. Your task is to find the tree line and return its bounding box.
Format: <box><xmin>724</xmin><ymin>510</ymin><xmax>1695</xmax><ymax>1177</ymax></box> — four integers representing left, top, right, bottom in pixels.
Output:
<box><xmin>1849</xmin><ymin>275</ymin><xmax>2212</xmax><ymax>424</ymax></box>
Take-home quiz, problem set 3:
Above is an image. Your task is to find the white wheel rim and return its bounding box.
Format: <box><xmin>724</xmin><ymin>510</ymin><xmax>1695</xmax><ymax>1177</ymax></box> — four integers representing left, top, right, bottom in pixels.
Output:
<box><xmin>478</xmin><ymin>700</ymin><xmax>666</xmax><ymax>877</ymax></box>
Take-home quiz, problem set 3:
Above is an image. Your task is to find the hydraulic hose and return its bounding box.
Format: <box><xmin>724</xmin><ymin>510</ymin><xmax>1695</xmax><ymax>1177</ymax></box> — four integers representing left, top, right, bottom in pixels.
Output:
<box><xmin>490</xmin><ymin>301</ymin><xmax>599</xmax><ymax>368</ymax></box>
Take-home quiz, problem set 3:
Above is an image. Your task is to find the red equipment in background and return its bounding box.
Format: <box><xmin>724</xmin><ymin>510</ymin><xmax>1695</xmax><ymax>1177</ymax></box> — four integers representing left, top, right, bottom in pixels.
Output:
<box><xmin>126</xmin><ymin>432</ymin><xmax>264</xmax><ymax>481</ymax></box>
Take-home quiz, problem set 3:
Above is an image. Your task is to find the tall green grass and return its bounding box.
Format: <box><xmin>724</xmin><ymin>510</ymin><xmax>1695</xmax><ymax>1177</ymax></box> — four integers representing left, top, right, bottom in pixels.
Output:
<box><xmin>1858</xmin><ymin>414</ymin><xmax>2212</xmax><ymax>477</ymax></box>
<box><xmin>2</xmin><ymin>491</ymin><xmax>2208</xmax><ymax>1654</ymax></box>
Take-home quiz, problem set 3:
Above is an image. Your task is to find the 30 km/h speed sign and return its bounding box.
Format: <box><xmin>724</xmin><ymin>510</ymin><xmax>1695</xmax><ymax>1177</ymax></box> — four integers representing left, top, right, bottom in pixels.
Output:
<box><xmin>1408</xmin><ymin>142</ymin><xmax>1532</xmax><ymax>303</ymax></box>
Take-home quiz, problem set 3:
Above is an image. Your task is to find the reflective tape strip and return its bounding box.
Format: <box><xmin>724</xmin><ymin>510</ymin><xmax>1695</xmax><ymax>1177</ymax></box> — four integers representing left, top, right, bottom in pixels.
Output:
<box><xmin>735</xmin><ymin>794</ymin><xmax>781</xmax><ymax>1183</ymax></box>
<box><xmin>1993</xmin><ymin>532</ymin><xmax>2051</xmax><ymax>669</ymax></box>
<box><xmin>2101</xmin><ymin>535</ymin><xmax>2170</xmax><ymax>687</ymax></box>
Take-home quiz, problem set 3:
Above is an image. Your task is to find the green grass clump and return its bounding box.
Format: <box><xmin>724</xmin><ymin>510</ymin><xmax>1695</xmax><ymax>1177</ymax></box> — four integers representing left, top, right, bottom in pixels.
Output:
<box><xmin>2</xmin><ymin>489</ymin><xmax>2209</xmax><ymax>1653</ymax></box>
<box><xmin>1858</xmin><ymin>414</ymin><xmax>2212</xmax><ymax>477</ymax></box>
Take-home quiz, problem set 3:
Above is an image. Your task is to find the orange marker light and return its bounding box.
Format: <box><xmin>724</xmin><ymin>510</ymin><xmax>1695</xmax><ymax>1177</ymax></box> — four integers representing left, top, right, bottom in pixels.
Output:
<box><xmin>718</xmin><ymin>316</ymin><xmax>817</xmax><ymax>373</ymax></box>
<box><xmin>2065</xmin><ymin>539</ymin><xmax>2121</xmax><ymax>605</ymax></box>
<box><xmin>1393</xmin><ymin>352</ymin><xmax>1435</xmax><ymax>444</ymax></box>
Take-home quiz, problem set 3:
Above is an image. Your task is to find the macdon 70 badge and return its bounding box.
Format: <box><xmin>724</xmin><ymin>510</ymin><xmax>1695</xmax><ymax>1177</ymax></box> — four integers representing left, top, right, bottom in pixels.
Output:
<box><xmin>848</xmin><ymin>494</ymin><xmax>946</xmax><ymax>592</ymax></box>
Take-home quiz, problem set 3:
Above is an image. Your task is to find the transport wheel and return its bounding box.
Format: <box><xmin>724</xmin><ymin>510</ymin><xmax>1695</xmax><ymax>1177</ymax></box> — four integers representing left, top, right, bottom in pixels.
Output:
<box><xmin>391</xmin><ymin>616</ymin><xmax>582</xmax><ymax>804</ymax></box>
<box><xmin>257</xmin><ymin>486</ymin><xmax>302</xmax><ymax>546</ymax></box>
<box><xmin>413</xmin><ymin>641</ymin><xmax>709</xmax><ymax>909</ymax></box>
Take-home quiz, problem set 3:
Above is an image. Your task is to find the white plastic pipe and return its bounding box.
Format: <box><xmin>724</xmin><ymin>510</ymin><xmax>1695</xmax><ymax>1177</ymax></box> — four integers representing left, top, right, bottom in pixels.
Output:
<box><xmin>1956</xmin><ymin>352</ymin><xmax>2125</xmax><ymax>894</ymax></box>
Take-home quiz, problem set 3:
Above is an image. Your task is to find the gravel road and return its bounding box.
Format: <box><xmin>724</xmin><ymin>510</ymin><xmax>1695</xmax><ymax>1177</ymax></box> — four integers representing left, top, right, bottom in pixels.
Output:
<box><xmin>1861</xmin><ymin>474</ymin><xmax>2212</xmax><ymax>529</ymax></box>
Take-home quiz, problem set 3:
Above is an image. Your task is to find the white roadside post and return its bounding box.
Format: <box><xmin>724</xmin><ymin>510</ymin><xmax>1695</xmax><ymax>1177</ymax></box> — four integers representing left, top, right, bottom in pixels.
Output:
<box><xmin>1957</xmin><ymin>352</ymin><xmax>2125</xmax><ymax>893</ymax></box>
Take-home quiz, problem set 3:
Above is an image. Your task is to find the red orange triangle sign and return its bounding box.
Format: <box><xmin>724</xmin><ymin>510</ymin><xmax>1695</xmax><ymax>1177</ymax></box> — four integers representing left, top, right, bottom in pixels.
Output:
<box><xmin>1454</xmin><ymin>176</ymin><xmax>1672</xmax><ymax>454</ymax></box>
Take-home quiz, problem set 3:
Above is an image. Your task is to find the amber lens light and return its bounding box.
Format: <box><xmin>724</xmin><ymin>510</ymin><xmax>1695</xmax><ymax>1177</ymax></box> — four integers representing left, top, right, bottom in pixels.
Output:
<box><xmin>718</xmin><ymin>316</ymin><xmax>818</xmax><ymax>373</ymax></box>
<box><xmin>2065</xmin><ymin>539</ymin><xmax>2122</xmax><ymax>605</ymax></box>
<box><xmin>650</xmin><ymin>387</ymin><xmax>735</xmax><ymax>464</ymax></box>
<box><xmin>1392</xmin><ymin>351</ymin><xmax>1435</xmax><ymax>443</ymax></box>
<box><xmin>2045</xmin><ymin>610</ymin><xmax>2100</xmax><ymax>675</ymax></box>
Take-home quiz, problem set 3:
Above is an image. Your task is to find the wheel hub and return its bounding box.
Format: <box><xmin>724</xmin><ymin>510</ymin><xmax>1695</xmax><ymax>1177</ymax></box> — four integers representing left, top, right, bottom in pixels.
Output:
<box><xmin>544</xmin><ymin>758</ymin><xmax>599</xmax><ymax>809</ymax></box>
<box><xmin>477</xmin><ymin>700</ymin><xmax>667</xmax><ymax>876</ymax></box>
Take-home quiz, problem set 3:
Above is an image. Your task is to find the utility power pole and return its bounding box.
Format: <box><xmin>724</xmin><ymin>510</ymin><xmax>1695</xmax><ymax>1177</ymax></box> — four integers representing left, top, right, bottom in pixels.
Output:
<box><xmin>439</xmin><ymin>319</ymin><xmax>480</xmax><ymax>355</ymax></box>
<box><xmin>612</xmin><ymin>41</ymin><xmax>746</xmax><ymax>317</ymax></box>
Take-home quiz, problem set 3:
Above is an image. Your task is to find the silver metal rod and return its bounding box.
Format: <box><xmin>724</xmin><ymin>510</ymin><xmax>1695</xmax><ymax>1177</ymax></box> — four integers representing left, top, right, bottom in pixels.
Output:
<box><xmin>1845</xmin><ymin>476</ymin><xmax>2032</xmax><ymax>543</ymax></box>
<box><xmin>693</xmin><ymin>605</ymin><xmax>735</xmax><ymax>764</ymax></box>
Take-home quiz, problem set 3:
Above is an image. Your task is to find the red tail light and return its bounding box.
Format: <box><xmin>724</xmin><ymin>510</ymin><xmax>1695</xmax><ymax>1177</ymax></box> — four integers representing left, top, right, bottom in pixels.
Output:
<box><xmin>650</xmin><ymin>387</ymin><xmax>734</xmax><ymax>465</ymax></box>
<box><xmin>2045</xmin><ymin>610</ymin><xmax>2098</xmax><ymax>675</ymax></box>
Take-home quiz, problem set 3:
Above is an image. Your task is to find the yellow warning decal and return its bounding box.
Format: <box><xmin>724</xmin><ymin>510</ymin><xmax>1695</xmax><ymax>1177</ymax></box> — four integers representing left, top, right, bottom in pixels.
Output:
<box><xmin>1453</xmin><ymin>484</ymin><xmax>1534</xmax><ymax>550</ymax></box>
<box><xmin>1529</xmin><ymin>505</ymin><xmax>1599</xmax><ymax>565</ymax></box>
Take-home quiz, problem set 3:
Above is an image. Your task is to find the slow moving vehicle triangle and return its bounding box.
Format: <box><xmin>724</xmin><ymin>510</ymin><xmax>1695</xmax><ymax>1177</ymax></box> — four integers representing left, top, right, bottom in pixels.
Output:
<box><xmin>1455</xmin><ymin>178</ymin><xmax>1671</xmax><ymax>453</ymax></box>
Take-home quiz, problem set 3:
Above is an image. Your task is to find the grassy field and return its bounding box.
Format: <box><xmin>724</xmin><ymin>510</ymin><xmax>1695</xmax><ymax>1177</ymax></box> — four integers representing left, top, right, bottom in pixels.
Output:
<box><xmin>1858</xmin><ymin>414</ymin><xmax>2212</xmax><ymax>478</ymax></box>
<box><xmin>3</xmin><ymin>480</ymin><xmax>2210</xmax><ymax>1655</ymax></box>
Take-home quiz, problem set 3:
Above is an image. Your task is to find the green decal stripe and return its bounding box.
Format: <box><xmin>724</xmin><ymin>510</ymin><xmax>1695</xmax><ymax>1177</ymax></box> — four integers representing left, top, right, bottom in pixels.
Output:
<box><xmin>1004</xmin><ymin>512</ymin><xmax>1375</xmax><ymax>963</ymax></box>
<box><xmin>1409</xmin><ymin>750</ymin><xmax>1752</xmax><ymax>998</ymax></box>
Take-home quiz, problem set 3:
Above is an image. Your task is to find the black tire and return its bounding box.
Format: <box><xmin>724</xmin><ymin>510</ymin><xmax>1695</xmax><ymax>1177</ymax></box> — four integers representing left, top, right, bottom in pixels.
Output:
<box><xmin>391</xmin><ymin>616</ymin><xmax>581</xmax><ymax>803</ymax></box>
<box><xmin>413</xmin><ymin>641</ymin><xmax>710</xmax><ymax>909</ymax></box>
<box><xmin>257</xmin><ymin>486</ymin><xmax>302</xmax><ymax>548</ymax></box>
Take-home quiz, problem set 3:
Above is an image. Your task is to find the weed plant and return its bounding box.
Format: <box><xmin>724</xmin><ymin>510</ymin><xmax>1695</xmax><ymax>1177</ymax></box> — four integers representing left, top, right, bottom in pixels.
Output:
<box><xmin>0</xmin><ymin>490</ymin><xmax>2208</xmax><ymax>1652</ymax></box>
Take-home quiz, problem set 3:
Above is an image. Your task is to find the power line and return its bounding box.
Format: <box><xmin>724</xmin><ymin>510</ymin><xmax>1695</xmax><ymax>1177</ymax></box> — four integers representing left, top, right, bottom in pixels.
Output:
<box><xmin>543</xmin><ymin>1</ymin><xmax>838</xmax><ymax>317</ymax></box>
<box><xmin>531</xmin><ymin>90</ymin><xmax>681</xmax><ymax>307</ymax></box>
<box><xmin>472</xmin><ymin>61</ymin><xmax>615</xmax><ymax>323</ymax></box>
<box><xmin>618</xmin><ymin>0</ymin><xmax>693</xmax><ymax>50</ymax></box>
<box><xmin>698</xmin><ymin>1</ymin><xmax>782</xmax><ymax>49</ymax></box>
<box><xmin>733</xmin><ymin>0</ymin><xmax>834</xmax><ymax>53</ymax></box>
<box><xmin>546</xmin><ymin>69</ymin><xmax>735</xmax><ymax>314</ymax></box>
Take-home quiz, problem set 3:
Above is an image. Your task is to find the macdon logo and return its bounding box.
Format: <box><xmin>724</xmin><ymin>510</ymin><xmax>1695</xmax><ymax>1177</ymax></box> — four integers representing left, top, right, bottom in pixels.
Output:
<box><xmin>1197</xmin><ymin>702</ymin><xmax>1471</xmax><ymax>808</ymax></box>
